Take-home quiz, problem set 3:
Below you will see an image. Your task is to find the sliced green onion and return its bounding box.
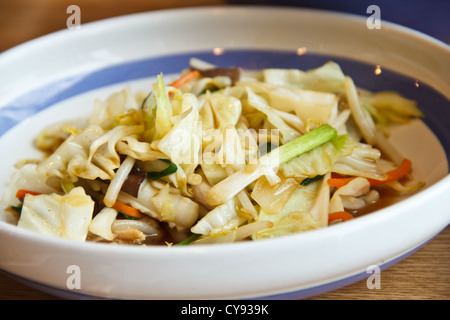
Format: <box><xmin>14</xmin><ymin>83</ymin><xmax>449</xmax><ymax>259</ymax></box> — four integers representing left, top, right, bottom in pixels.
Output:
<box><xmin>118</xmin><ymin>212</ymin><xmax>140</xmax><ymax>220</ymax></box>
<box><xmin>199</xmin><ymin>87</ymin><xmax>220</xmax><ymax>95</ymax></box>
<box><xmin>174</xmin><ymin>233</ymin><xmax>201</xmax><ymax>246</ymax></box>
<box><xmin>275</xmin><ymin>124</ymin><xmax>337</xmax><ymax>164</ymax></box>
<box><xmin>147</xmin><ymin>159</ymin><xmax>178</xmax><ymax>180</ymax></box>
<box><xmin>300</xmin><ymin>174</ymin><xmax>324</xmax><ymax>186</ymax></box>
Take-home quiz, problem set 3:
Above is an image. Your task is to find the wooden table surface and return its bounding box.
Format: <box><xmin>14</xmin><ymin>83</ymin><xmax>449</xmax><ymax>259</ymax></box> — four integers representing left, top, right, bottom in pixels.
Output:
<box><xmin>0</xmin><ymin>0</ymin><xmax>449</xmax><ymax>300</ymax></box>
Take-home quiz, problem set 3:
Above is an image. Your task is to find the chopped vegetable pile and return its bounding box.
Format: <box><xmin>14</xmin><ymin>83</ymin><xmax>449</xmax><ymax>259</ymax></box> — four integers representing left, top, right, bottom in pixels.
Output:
<box><xmin>0</xmin><ymin>58</ymin><xmax>425</xmax><ymax>245</ymax></box>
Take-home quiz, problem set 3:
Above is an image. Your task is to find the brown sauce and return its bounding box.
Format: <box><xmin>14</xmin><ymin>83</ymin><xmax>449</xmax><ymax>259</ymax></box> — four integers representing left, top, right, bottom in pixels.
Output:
<box><xmin>351</xmin><ymin>185</ymin><xmax>414</xmax><ymax>218</ymax></box>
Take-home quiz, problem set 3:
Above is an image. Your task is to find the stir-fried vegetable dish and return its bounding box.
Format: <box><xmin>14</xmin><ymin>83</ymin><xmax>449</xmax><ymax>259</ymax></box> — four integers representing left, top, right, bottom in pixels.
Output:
<box><xmin>0</xmin><ymin>58</ymin><xmax>425</xmax><ymax>245</ymax></box>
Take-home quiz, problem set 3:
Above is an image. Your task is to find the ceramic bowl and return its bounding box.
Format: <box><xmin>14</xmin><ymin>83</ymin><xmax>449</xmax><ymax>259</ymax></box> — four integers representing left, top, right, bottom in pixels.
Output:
<box><xmin>0</xmin><ymin>6</ymin><xmax>449</xmax><ymax>299</ymax></box>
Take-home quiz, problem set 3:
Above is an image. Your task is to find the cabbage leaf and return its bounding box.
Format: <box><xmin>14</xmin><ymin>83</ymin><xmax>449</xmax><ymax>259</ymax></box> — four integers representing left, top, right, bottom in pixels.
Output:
<box><xmin>89</xmin><ymin>207</ymin><xmax>118</xmax><ymax>241</ymax></box>
<box><xmin>263</xmin><ymin>61</ymin><xmax>347</xmax><ymax>93</ymax></box>
<box><xmin>190</xmin><ymin>197</ymin><xmax>244</xmax><ymax>235</ymax></box>
<box><xmin>89</xmin><ymin>88</ymin><xmax>139</xmax><ymax>129</ymax></box>
<box><xmin>157</xmin><ymin>94</ymin><xmax>202</xmax><ymax>166</ymax></box>
<box><xmin>18</xmin><ymin>187</ymin><xmax>94</xmax><ymax>241</ymax></box>
<box><xmin>245</xmin><ymin>81</ymin><xmax>338</xmax><ymax>126</ymax></box>
<box><xmin>0</xmin><ymin>164</ymin><xmax>59</xmax><ymax>208</ymax></box>
<box><xmin>37</xmin><ymin>125</ymin><xmax>132</xmax><ymax>182</ymax></box>
<box><xmin>252</xmin><ymin>181</ymin><xmax>323</xmax><ymax>240</ymax></box>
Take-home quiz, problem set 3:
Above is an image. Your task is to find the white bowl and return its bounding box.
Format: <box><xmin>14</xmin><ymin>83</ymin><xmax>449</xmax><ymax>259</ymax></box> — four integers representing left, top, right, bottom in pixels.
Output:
<box><xmin>0</xmin><ymin>6</ymin><xmax>449</xmax><ymax>300</ymax></box>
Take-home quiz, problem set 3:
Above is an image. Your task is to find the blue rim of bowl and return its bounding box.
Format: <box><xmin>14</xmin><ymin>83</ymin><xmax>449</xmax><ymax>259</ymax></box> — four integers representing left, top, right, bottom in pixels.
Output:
<box><xmin>0</xmin><ymin>50</ymin><xmax>449</xmax><ymax>299</ymax></box>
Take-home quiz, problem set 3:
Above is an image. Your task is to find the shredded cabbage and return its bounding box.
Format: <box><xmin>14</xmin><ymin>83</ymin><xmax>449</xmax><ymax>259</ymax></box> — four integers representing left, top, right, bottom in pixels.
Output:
<box><xmin>1</xmin><ymin>59</ymin><xmax>425</xmax><ymax>246</ymax></box>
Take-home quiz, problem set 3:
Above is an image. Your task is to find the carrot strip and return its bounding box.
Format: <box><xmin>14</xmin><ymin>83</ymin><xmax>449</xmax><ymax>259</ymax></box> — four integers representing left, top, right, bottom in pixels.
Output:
<box><xmin>367</xmin><ymin>158</ymin><xmax>412</xmax><ymax>186</ymax></box>
<box><xmin>112</xmin><ymin>201</ymin><xmax>144</xmax><ymax>218</ymax></box>
<box><xmin>331</xmin><ymin>172</ymin><xmax>346</xmax><ymax>179</ymax></box>
<box><xmin>327</xmin><ymin>158</ymin><xmax>412</xmax><ymax>188</ymax></box>
<box><xmin>16</xmin><ymin>189</ymin><xmax>41</xmax><ymax>199</ymax></box>
<box><xmin>170</xmin><ymin>70</ymin><xmax>201</xmax><ymax>88</ymax></box>
<box><xmin>16</xmin><ymin>190</ymin><xmax>144</xmax><ymax>219</ymax></box>
<box><xmin>328</xmin><ymin>211</ymin><xmax>354</xmax><ymax>223</ymax></box>
<box><xmin>327</xmin><ymin>175</ymin><xmax>356</xmax><ymax>188</ymax></box>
